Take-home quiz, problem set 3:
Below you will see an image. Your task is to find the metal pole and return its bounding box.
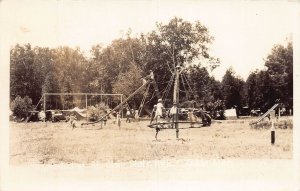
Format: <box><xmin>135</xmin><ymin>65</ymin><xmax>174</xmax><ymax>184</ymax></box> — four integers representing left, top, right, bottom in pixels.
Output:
<box><xmin>44</xmin><ymin>93</ymin><xmax>123</xmax><ymax>96</ymax></box>
<box><xmin>173</xmin><ymin>65</ymin><xmax>180</xmax><ymax>139</ymax></box>
<box><xmin>86</xmin><ymin>94</ymin><xmax>88</xmax><ymax>122</ymax></box>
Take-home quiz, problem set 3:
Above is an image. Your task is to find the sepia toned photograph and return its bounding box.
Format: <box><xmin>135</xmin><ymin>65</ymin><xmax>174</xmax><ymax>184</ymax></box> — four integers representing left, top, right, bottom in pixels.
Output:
<box><xmin>1</xmin><ymin>0</ymin><xmax>299</xmax><ymax>190</ymax></box>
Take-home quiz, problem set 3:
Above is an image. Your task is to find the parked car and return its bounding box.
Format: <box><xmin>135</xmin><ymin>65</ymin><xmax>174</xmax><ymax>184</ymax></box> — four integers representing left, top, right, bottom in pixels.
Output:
<box><xmin>239</xmin><ymin>107</ymin><xmax>250</xmax><ymax>116</ymax></box>
<box><xmin>250</xmin><ymin>108</ymin><xmax>261</xmax><ymax>116</ymax></box>
<box><xmin>45</xmin><ymin>110</ymin><xmax>66</xmax><ymax>122</ymax></box>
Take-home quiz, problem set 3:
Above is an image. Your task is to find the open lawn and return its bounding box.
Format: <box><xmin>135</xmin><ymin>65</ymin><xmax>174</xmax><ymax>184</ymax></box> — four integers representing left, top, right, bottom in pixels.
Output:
<box><xmin>9</xmin><ymin>117</ymin><xmax>293</xmax><ymax>165</ymax></box>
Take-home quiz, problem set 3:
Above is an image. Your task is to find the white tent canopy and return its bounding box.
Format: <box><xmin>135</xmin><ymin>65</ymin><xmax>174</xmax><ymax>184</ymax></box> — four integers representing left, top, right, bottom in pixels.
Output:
<box><xmin>224</xmin><ymin>108</ymin><xmax>237</xmax><ymax>118</ymax></box>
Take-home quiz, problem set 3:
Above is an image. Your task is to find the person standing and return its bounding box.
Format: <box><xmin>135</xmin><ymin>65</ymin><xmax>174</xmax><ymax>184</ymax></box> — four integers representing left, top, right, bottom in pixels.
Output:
<box><xmin>188</xmin><ymin>109</ymin><xmax>196</xmax><ymax>128</ymax></box>
<box><xmin>155</xmin><ymin>98</ymin><xmax>164</xmax><ymax>123</ymax></box>
<box><xmin>117</xmin><ymin>111</ymin><xmax>121</xmax><ymax>128</ymax></box>
<box><xmin>69</xmin><ymin>114</ymin><xmax>77</xmax><ymax>129</ymax></box>
<box><xmin>126</xmin><ymin>107</ymin><xmax>131</xmax><ymax>123</ymax></box>
<box><xmin>150</xmin><ymin>105</ymin><xmax>157</xmax><ymax>124</ymax></box>
<box><xmin>169</xmin><ymin>103</ymin><xmax>177</xmax><ymax>128</ymax></box>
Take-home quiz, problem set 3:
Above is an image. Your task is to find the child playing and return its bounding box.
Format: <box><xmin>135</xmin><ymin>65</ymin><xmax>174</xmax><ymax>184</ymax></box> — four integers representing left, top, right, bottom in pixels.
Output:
<box><xmin>69</xmin><ymin>114</ymin><xmax>77</xmax><ymax>129</ymax></box>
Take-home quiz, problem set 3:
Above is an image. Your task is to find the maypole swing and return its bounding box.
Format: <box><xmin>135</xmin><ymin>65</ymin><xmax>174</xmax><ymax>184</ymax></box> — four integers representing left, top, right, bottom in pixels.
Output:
<box><xmin>80</xmin><ymin>66</ymin><xmax>211</xmax><ymax>139</ymax></box>
<box><xmin>147</xmin><ymin>64</ymin><xmax>211</xmax><ymax>140</ymax></box>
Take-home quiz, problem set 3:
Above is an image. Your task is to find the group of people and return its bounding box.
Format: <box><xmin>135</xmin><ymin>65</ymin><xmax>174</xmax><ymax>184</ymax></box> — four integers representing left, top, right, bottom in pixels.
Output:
<box><xmin>151</xmin><ymin>98</ymin><xmax>211</xmax><ymax>127</ymax></box>
<box><xmin>151</xmin><ymin>98</ymin><xmax>175</xmax><ymax>124</ymax></box>
<box><xmin>125</xmin><ymin>108</ymin><xmax>135</xmax><ymax>123</ymax></box>
<box><xmin>67</xmin><ymin>97</ymin><xmax>210</xmax><ymax>129</ymax></box>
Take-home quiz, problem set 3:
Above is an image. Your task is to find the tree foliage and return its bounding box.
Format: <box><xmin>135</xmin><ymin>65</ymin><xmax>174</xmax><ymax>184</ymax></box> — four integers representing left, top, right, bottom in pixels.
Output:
<box><xmin>149</xmin><ymin>17</ymin><xmax>214</xmax><ymax>67</ymax></box>
<box><xmin>10</xmin><ymin>44</ymin><xmax>36</xmax><ymax>102</ymax></box>
<box><xmin>183</xmin><ymin>65</ymin><xmax>223</xmax><ymax>105</ymax></box>
<box><xmin>9</xmin><ymin>17</ymin><xmax>293</xmax><ymax>118</ymax></box>
<box><xmin>140</xmin><ymin>17</ymin><xmax>217</xmax><ymax>108</ymax></box>
<box><xmin>112</xmin><ymin>64</ymin><xmax>144</xmax><ymax>108</ymax></box>
<box><xmin>245</xmin><ymin>42</ymin><xmax>293</xmax><ymax>112</ymax></box>
<box><xmin>221</xmin><ymin>68</ymin><xmax>245</xmax><ymax>109</ymax></box>
<box><xmin>265</xmin><ymin>42</ymin><xmax>293</xmax><ymax>109</ymax></box>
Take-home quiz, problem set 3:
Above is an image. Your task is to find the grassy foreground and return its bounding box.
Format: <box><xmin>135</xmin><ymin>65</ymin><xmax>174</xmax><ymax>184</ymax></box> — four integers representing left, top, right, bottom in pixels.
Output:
<box><xmin>9</xmin><ymin>117</ymin><xmax>293</xmax><ymax>165</ymax></box>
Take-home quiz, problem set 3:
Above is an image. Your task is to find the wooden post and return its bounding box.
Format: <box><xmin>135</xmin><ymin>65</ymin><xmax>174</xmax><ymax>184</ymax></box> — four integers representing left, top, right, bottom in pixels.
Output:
<box><xmin>271</xmin><ymin>119</ymin><xmax>275</xmax><ymax>144</ymax></box>
<box><xmin>85</xmin><ymin>94</ymin><xmax>88</xmax><ymax>122</ymax></box>
<box><xmin>173</xmin><ymin>65</ymin><xmax>180</xmax><ymax>139</ymax></box>
<box><xmin>43</xmin><ymin>94</ymin><xmax>46</xmax><ymax>122</ymax></box>
<box><xmin>100</xmin><ymin>84</ymin><xmax>103</xmax><ymax>103</ymax></box>
<box><xmin>270</xmin><ymin>110</ymin><xmax>276</xmax><ymax>145</ymax></box>
<box><xmin>121</xmin><ymin>95</ymin><xmax>123</xmax><ymax>119</ymax></box>
<box><xmin>117</xmin><ymin>112</ymin><xmax>121</xmax><ymax>129</ymax></box>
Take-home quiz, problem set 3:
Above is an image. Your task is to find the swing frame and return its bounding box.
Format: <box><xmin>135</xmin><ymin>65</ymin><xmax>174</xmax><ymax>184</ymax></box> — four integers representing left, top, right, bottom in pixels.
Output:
<box><xmin>42</xmin><ymin>93</ymin><xmax>124</xmax><ymax>121</ymax></box>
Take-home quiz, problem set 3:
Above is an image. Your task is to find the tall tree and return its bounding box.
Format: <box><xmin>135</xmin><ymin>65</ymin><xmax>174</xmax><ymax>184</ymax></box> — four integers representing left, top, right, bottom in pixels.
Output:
<box><xmin>10</xmin><ymin>44</ymin><xmax>38</xmax><ymax>103</ymax></box>
<box><xmin>246</xmin><ymin>42</ymin><xmax>293</xmax><ymax>112</ymax></box>
<box><xmin>89</xmin><ymin>36</ymin><xmax>147</xmax><ymax>95</ymax></box>
<box><xmin>142</xmin><ymin>17</ymin><xmax>217</xmax><ymax>107</ymax></box>
<box><xmin>112</xmin><ymin>64</ymin><xmax>144</xmax><ymax>108</ymax></box>
<box><xmin>183</xmin><ymin>66</ymin><xmax>212</xmax><ymax>103</ymax></box>
<box><xmin>246</xmin><ymin>70</ymin><xmax>259</xmax><ymax>109</ymax></box>
<box><xmin>53</xmin><ymin>46</ymin><xmax>87</xmax><ymax>93</ymax></box>
<box><xmin>84</xmin><ymin>45</ymin><xmax>105</xmax><ymax>93</ymax></box>
<box><xmin>221</xmin><ymin>68</ymin><xmax>245</xmax><ymax>109</ymax></box>
<box><xmin>264</xmin><ymin>42</ymin><xmax>293</xmax><ymax>109</ymax></box>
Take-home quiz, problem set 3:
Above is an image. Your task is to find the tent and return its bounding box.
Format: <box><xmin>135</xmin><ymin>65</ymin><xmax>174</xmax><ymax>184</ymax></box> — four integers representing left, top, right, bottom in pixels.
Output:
<box><xmin>62</xmin><ymin>107</ymin><xmax>87</xmax><ymax>120</ymax></box>
<box><xmin>224</xmin><ymin>108</ymin><xmax>237</xmax><ymax>119</ymax></box>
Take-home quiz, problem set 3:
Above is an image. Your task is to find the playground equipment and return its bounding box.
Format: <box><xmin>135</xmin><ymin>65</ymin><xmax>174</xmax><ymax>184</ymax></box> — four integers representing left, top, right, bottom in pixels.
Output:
<box><xmin>81</xmin><ymin>72</ymin><xmax>157</xmax><ymax>127</ymax></box>
<box><xmin>250</xmin><ymin>104</ymin><xmax>279</xmax><ymax>145</ymax></box>
<box><xmin>27</xmin><ymin>66</ymin><xmax>212</xmax><ymax>139</ymax></box>
<box><xmin>250</xmin><ymin>103</ymin><xmax>279</xmax><ymax>125</ymax></box>
<box><xmin>27</xmin><ymin>93</ymin><xmax>124</xmax><ymax>123</ymax></box>
<box><xmin>249</xmin><ymin>102</ymin><xmax>281</xmax><ymax>145</ymax></box>
<box><xmin>147</xmin><ymin>65</ymin><xmax>211</xmax><ymax>139</ymax></box>
<box><xmin>80</xmin><ymin>69</ymin><xmax>211</xmax><ymax>139</ymax></box>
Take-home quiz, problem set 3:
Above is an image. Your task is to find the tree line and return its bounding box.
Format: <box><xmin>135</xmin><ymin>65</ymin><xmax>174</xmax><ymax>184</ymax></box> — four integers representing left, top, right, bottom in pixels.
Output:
<box><xmin>10</xmin><ymin>17</ymin><xmax>293</xmax><ymax>119</ymax></box>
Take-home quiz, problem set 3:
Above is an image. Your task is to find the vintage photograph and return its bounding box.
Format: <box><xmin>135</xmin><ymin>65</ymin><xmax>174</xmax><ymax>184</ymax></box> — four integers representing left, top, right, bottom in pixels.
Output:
<box><xmin>1</xmin><ymin>0</ymin><xmax>299</xmax><ymax>190</ymax></box>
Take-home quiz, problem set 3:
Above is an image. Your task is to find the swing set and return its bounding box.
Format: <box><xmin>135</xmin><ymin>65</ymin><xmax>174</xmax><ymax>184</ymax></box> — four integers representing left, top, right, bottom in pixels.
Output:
<box><xmin>26</xmin><ymin>93</ymin><xmax>124</xmax><ymax>122</ymax></box>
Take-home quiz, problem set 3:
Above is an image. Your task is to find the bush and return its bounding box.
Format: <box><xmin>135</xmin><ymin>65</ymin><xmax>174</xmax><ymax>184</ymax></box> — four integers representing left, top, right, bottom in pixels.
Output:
<box><xmin>87</xmin><ymin>102</ymin><xmax>110</xmax><ymax>121</ymax></box>
<box><xmin>10</xmin><ymin>96</ymin><xmax>33</xmax><ymax>120</ymax></box>
<box><xmin>206</xmin><ymin>100</ymin><xmax>226</xmax><ymax>120</ymax></box>
<box><xmin>251</xmin><ymin>119</ymin><xmax>293</xmax><ymax>129</ymax></box>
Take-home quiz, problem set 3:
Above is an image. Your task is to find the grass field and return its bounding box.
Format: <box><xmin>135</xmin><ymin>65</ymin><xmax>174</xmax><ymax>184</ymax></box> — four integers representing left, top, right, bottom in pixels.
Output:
<box><xmin>9</xmin><ymin>117</ymin><xmax>293</xmax><ymax>165</ymax></box>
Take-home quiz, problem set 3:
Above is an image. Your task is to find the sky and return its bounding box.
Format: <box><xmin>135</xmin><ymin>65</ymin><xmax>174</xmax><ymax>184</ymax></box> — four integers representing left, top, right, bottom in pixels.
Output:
<box><xmin>0</xmin><ymin>0</ymin><xmax>298</xmax><ymax>81</ymax></box>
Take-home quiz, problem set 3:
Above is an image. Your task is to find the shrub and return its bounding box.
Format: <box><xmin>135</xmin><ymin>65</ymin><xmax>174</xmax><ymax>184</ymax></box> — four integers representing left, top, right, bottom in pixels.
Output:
<box><xmin>251</xmin><ymin>119</ymin><xmax>293</xmax><ymax>129</ymax></box>
<box><xmin>206</xmin><ymin>100</ymin><xmax>226</xmax><ymax>120</ymax></box>
<box><xmin>87</xmin><ymin>102</ymin><xmax>110</xmax><ymax>121</ymax></box>
<box><xmin>10</xmin><ymin>96</ymin><xmax>33</xmax><ymax>120</ymax></box>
